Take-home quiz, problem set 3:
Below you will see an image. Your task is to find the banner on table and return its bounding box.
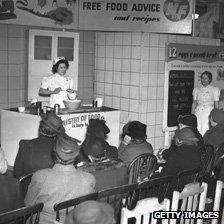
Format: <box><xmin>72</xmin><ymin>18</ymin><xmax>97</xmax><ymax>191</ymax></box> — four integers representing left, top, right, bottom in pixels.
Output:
<box><xmin>0</xmin><ymin>0</ymin><xmax>193</xmax><ymax>33</ymax></box>
<box><xmin>163</xmin><ymin>43</ymin><xmax>224</xmax><ymax>131</ymax></box>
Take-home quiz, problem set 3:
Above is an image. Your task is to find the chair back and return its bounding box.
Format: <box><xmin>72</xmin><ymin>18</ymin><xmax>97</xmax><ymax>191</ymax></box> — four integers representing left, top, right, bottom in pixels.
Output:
<box><xmin>0</xmin><ymin>203</ymin><xmax>44</xmax><ymax>224</ymax></box>
<box><xmin>54</xmin><ymin>192</ymin><xmax>99</xmax><ymax>222</ymax></box>
<box><xmin>213</xmin><ymin>142</ymin><xmax>224</xmax><ymax>176</ymax></box>
<box><xmin>170</xmin><ymin>182</ymin><xmax>208</xmax><ymax>224</ymax></box>
<box><xmin>212</xmin><ymin>180</ymin><xmax>224</xmax><ymax>224</ymax></box>
<box><xmin>128</xmin><ymin>153</ymin><xmax>157</xmax><ymax>184</ymax></box>
<box><xmin>129</xmin><ymin>175</ymin><xmax>173</xmax><ymax>209</ymax></box>
<box><xmin>198</xmin><ymin>144</ymin><xmax>215</xmax><ymax>181</ymax></box>
<box><xmin>98</xmin><ymin>183</ymin><xmax>139</xmax><ymax>221</ymax></box>
<box><xmin>19</xmin><ymin>173</ymin><xmax>33</xmax><ymax>199</ymax></box>
<box><xmin>176</xmin><ymin>167</ymin><xmax>200</xmax><ymax>191</ymax></box>
<box><xmin>120</xmin><ymin>197</ymin><xmax>170</xmax><ymax>224</ymax></box>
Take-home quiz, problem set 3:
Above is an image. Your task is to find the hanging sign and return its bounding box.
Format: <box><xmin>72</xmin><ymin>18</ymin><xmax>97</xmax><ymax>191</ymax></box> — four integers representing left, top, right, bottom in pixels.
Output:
<box><xmin>0</xmin><ymin>0</ymin><xmax>193</xmax><ymax>34</ymax></box>
<box><xmin>78</xmin><ymin>0</ymin><xmax>193</xmax><ymax>33</ymax></box>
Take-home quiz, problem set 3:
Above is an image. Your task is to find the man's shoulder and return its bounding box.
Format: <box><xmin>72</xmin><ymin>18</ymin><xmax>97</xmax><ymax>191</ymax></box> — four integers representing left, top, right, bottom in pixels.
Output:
<box><xmin>32</xmin><ymin>167</ymin><xmax>53</xmax><ymax>180</ymax></box>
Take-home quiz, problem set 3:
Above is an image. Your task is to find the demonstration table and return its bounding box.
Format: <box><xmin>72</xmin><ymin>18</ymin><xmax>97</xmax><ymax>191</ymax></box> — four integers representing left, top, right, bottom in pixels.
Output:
<box><xmin>1</xmin><ymin>107</ymin><xmax>120</xmax><ymax>166</ymax></box>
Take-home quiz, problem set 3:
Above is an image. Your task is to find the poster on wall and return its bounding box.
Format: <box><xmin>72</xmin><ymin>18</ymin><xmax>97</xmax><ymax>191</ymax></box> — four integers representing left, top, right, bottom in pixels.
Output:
<box><xmin>0</xmin><ymin>0</ymin><xmax>193</xmax><ymax>34</ymax></box>
<box><xmin>0</xmin><ymin>0</ymin><xmax>79</xmax><ymax>28</ymax></box>
<box><xmin>79</xmin><ymin>0</ymin><xmax>193</xmax><ymax>33</ymax></box>
<box><xmin>163</xmin><ymin>43</ymin><xmax>224</xmax><ymax>131</ymax></box>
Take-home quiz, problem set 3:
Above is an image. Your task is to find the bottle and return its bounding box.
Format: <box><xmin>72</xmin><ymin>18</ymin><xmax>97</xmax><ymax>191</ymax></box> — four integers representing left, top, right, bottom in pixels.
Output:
<box><xmin>54</xmin><ymin>104</ymin><xmax>60</xmax><ymax>115</ymax></box>
<box><xmin>43</xmin><ymin>106</ymin><xmax>47</xmax><ymax>114</ymax></box>
<box><xmin>36</xmin><ymin>101</ymin><xmax>42</xmax><ymax>115</ymax></box>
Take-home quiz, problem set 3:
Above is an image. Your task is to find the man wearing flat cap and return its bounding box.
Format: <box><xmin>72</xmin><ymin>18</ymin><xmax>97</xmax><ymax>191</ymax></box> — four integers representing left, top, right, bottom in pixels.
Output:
<box><xmin>203</xmin><ymin>109</ymin><xmax>224</xmax><ymax>150</ymax></box>
<box><xmin>14</xmin><ymin>113</ymin><xmax>65</xmax><ymax>179</ymax></box>
<box><xmin>118</xmin><ymin>121</ymin><xmax>153</xmax><ymax>166</ymax></box>
<box><xmin>25</xmin><ymin>133</ymin><xmax>96</xmax><ymax>224</ymax></box>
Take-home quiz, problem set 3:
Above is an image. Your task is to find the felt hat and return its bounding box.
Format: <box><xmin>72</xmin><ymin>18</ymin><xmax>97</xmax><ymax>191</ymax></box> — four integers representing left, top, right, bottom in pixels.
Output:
<box><xmin>177</xmin><ymin>114</ymin><xmax>198</xmax><ymax>128</ymax></box>
<box><xmin>41</xmin><ymin>113</ymin><xmax>65</xmax><ymax>134</ymax></box>
<box><xmin>65</xmin><ymin>200</ymin><xmax>115</xmax><ymax>224</ymax></box>
<box><xmin>55</xmin><ymin>133</ymin><xmax>81</xmax><ymax>162</ymax></box>
<box><xmin>87</xmin><ymin>119</ymin><xmax>110</xmax><ymax>136</ymax></box>
<box><xmin>83</xmin><ymin>137</ymin><xmax>106</xmax><ymax>158</ymax></box>
<box><xmin>210</xmin><ymin>109</ymin><xmax>224</xmax><ymax>124</ymax></box>
<box><xmin>128</xmin><ymin>121</ymin><xmax>147</xmax><ymax>140</ymax></box>
<box><xmin>53</xmin><ymin>56</ymin><xmax>65</xmax><ymax>65</ymax></box>
<box><xmin>175</xmin><ymin>127</ymin><xmax>199</xmax><ymax>145</ymax></box>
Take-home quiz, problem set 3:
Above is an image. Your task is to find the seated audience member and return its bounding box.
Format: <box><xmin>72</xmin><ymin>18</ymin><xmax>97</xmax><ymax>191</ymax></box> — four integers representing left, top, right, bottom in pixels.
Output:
<box><xmin>162</xmin><ymin>114</ymin><xmax>204</xmax><ymax>160</ymax></box>
<box><xmin>75</xmin><ymin>137</ymin><xmax>117</xmax><ymax>165</ymax></box>
<box><xmin>153</xmin><ymin>128</ymin><xmax>202</xmax><ymax>198</ymax></box>
<box><xmin>64</xmin><ymin>200</ymin><xmax>115</xmax><ymax>224</ymax></box>
<box><xmin>0</xmin><ymin>148</ymin><xmax>24</xmax><ymax>213</ymax></box>
<box><xmin>203</xmin><ymin>109</ymin><xmax>224</xmax><ymax>150</ymax></box>
<box><xmin>25</xmin><ymin>133</ymin><xmax>96</xmax><ymax>224</ymax></box>
<box><xmin>155</xmin><ymin>127</ymin><xmax>201</xmax><ymax>179</ymax></box>
<box><xmin>14</xmin><ymin>113</ymin><xmax>65</xmax><ymax>179</ymax></box>
<box><xmin>81</xmin><ymin>119</ymin><xmax>118</xmax><ymax>160</ymax></box>
<box><xmin>120</xmin><ymin>121</ymin><xmax>132</xmax><ymax>141</ymax></box>
<box><xmin>118</xmin><ymin>121</ymin><xmax>153</xmax><ymax>166</ymax></box>
<box><xmin>217</xmin><ymin>159</ymin><xmax>224</xmax><ymax>182</ymax></box>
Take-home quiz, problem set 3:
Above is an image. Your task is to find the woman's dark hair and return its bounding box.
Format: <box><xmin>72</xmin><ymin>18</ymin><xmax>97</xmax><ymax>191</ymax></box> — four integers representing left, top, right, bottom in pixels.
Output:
<box><xmin>38</xmin><ymin>121</ymin><xmax>57</xmax><ymax>137</ymax></box>
<box><xmin>52</xmin><ymin>59</ymin><xmax>69</xmax><ymax>74</ymax></box>
<box><xmin>201</xmin><ymin>71</ymin><xmax>212</xmax><ymax>83</ymax></box>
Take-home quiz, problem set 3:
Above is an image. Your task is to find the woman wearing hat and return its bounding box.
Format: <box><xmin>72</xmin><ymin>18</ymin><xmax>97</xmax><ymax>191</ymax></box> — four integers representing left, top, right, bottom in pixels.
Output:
<box><xmin>118</xmin><ymin>121</ymin><xmax>153</xmax><ymax>166</ymax></box>
<box><xmin>156</xmin><ymin>128</ymin><xmax>201</xmax><ymax>177</ymax></box>
<box><xmin>192</xmin><ymin>71</ymin><xmax>220</xmax><ymax>136</ymax></box>
<box><xmin>203</xmin><ymin>109</ymin><xmax>224</xmax><ymax>149</ymax></box>
<box><xmin>152</xmin><ymin>128</ymin><xmax>202</xmax><ymax>198</ymax></box>
<box><xmin>25</xmin><ymin>133</ymin><xmax>96</xmax><ymax>224</ymax></box>
<box><xmin>75</xmin><ymin>119</ymin><xmax>118</xmax><ymax>164</ymax></box>
<box><xmin>14</xmin><ymin>113</ymin><xmax>65</xmax><ymax>179</ymax></box>
<box><xmin>161</xmin><ymin>114</ymin><xmax>204</xmax><ymax>161</ymax></box>
<box><xmin>39</xmin><ymin>57</ymin><xmax>76</xmax><ymax>108</ymax></box>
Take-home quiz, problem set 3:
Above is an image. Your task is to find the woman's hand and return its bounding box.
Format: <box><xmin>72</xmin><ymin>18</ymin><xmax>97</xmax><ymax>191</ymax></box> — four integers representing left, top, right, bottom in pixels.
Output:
<box><xmin>157</xmin><ymin>148</ymin><xmax>165</xmax><ymax>160</ymax></box>
<box><xmin>53</xmin><ymin>87</ymin><xmax>62</xmax><ymax>94</ymax></box>
<box><xmin>66</xmin><ymin>88</ymin><xmax>74</xmax><ymax>93</ymax></box>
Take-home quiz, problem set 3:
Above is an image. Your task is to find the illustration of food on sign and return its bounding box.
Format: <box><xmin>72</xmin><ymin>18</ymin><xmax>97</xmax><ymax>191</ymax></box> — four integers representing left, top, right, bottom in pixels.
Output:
<box><xmin>15</xmin><ymin>0</ymin><xmax>75</xmax><ymax>25</ymax></box>
<box><xmin>0</xmin><ymin>0</ymin><xmax>17</xmax><ymax>20</ymax></box>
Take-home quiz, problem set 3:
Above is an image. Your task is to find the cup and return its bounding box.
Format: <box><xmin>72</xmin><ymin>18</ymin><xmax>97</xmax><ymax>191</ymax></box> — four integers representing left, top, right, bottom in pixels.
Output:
<box><xmin>18</xmin><ymin>106</ymin><xmax>25</xmax><ymax>113</ymax></box>
<box><xmin>95</xmin><ymin>98</ymin><xmax>103</xmax><ymax>108</ymax></box>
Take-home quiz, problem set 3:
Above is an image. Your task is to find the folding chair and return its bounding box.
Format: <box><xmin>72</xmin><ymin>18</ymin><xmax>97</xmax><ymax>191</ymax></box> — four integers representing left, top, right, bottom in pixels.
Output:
<box><xmin>54</xmin><ymin>183</ymin><xmax>139</xmax><ymax>223</ymax></box>
<box><xmin>176</xmin><ymin>167</ymin><xmax>201</xmax><ymax>191</ymax></box>
<box><xmin>120</xmin><ymin>197</ymin><xmax>170</xmax><ymax>224</ymax></box>
<box><xmin>129</xmin><ymin>175</ymin><xmax>173</xmax><ymax>209</ymax></box>
<box><xmin>19</xmin><ymin>173</ymin><xmax>33</xmax><ymax>199</ymax></box>
<box><xmin>0</xmin><ymin>203</ymin><xmax>44</xmax><ymax>224</ymax></box>
<box><xmin>212</xmin><ymin>180</ymin><xmax>224</xmax><ymax>224</ymax></box>
<box><xmin>54</xmin><ymin>192</ymin><xmax>99</xmax><ymax>222</ymax></box>
<box><xmin>128</xmin><ymin>153</ymin><xmax>157</xmax><ymax>184</ymax></box>
<box><xmin>170</xmin><ymin>182</ymin><xmax>208</xmax><ymax>224</ymax></box>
